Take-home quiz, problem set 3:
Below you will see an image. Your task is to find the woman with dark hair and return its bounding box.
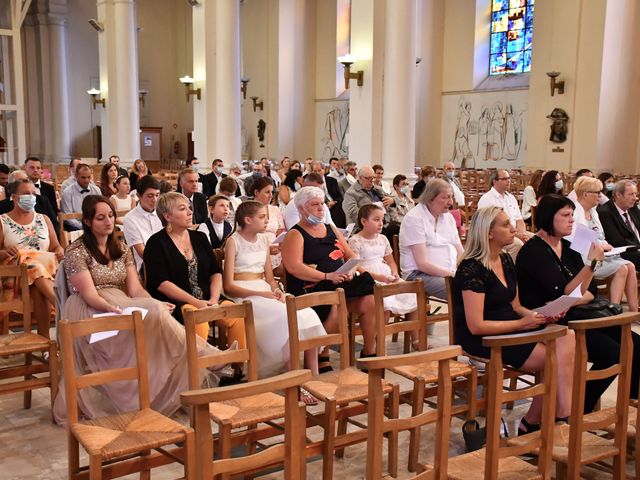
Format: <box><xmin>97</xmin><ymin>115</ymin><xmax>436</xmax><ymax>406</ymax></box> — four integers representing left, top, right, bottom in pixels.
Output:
<box><xmin>536</xmin><ymin>170</ymin><xmax>563</xmax><ymax>199</ymax></box>
<box><xmin>516</xmin><ymin>194</ymin><xmax>640</xmax><ymax>413</ymax></box>
<box><xmin>521</xmin><ymin>169</ymin><xmax>544</xmax><ymax>225</ymax></box>
<box><xmin>54</xmin><ymin>195</ymin><xmax>232</xmax><ymax>423</ymax></box>
<box><xmin>278</xmin><ymin>169</ymin><xmax>304</xmax><ymax>206</ymax></box>
<box><xmin>99</xmin><ymin>163</ymin><xmax>118</xmax><ymax>197</ymax></box>
<box><xmin>598</xmin><ymin>172</ymin><xmax>615</xmax><ymax>203</ymax></box>
<box><xmin>252</xmin><ymin>176</ymin><xmax>285</xmax><ymax>271</ymax></box>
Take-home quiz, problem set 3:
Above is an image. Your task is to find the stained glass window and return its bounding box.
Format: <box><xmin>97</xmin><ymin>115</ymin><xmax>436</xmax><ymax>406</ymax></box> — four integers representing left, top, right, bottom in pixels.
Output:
<box><xmin>490</xmin><ymin>0</ymin><xmax>534</xmax><ymax>75</ymax></box>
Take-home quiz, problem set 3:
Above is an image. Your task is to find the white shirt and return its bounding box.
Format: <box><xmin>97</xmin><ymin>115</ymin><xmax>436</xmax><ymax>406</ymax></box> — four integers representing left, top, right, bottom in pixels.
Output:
<box><xmin>283</xmin><ymin>201</ymin><xmax>334</xmax><ymax>230</ymax></box>
<box><xmin>122</xmin><ymin>204</ymin><xmax>163</xmax><ymax>269</ymax></box>
<box><xmin>197</xmin><ymin>218</ymin><xmax>226</xmax><ymax>244</ymax></box>
<box><xmin>477</xmin><ymin>187</ymin><xmax>523</xmax><ymax>227</ymax></box>
<box><xmin>447</xmin><ymin>179</ymin><xmax>465</xmax><ymax>206</ymax></box>
<box><xmin>399</xmin><ymin>203</ymin><xmax>461</xmax><ymax>277</ymax></box>
<box><xmin>61</xmin><ymin>175</ymin><xmax>77</xmax><ymax>191</ymax></box>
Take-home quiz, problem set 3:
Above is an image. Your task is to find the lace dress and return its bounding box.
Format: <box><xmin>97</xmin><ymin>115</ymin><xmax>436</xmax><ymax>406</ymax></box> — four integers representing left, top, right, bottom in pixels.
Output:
<box><xmin>53</xmin><ymin>238</ymin><xmax>230</xmax><ymax>424</ymax></box>
<box><xmin>227</xmin><ymin>232</ymin><xmax>325</xmax><ymax>378</ymax></box>
<box><xmin>348</xmin><ymin>233</ymin><xmax>417</xmax><ymax>315</ymax></box>
<box><xmin>265</xmin><ymin>204</ymin><xmax>285</xmax><ymax>269</ymax></box>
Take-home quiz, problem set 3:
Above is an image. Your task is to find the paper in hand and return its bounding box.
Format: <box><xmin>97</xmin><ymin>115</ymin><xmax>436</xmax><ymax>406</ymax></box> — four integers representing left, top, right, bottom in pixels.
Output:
<box><xmin>335</xmin><ymin>257</ymin><xmax>377</xmax><ymax>274</ymax></box>
<box><xmin>604</xmin><ymin>245</ymin><xmax>632</xmax><ymax>257</ymax></box>
<box><xmin>533</xmin><ymin>284</ymin><xmax>582</xmax><ymax>317</ymax></box>
<box><xmin>569</xmin><ymin>223</ymin><xmax>600</xmax><ymax>257</ymax></box>
<box><xmin>90</xmin><ymin>307</ymin><xmax>149</xmax><ymax>343</ymax></box>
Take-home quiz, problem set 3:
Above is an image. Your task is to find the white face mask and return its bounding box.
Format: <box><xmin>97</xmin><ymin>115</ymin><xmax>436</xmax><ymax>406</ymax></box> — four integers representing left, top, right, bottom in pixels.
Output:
<box><xmin>191</xmin><ymin>163</ymin><xmax>200</xmax><ymax>173</ymax></box>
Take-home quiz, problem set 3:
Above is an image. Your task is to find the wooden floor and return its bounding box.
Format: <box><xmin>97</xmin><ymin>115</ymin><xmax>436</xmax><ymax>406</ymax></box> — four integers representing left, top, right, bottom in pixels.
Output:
<box><xmin>0</xmin><ymin>319</ymin><xmax>636</xmax><ymax>479</ymax></box>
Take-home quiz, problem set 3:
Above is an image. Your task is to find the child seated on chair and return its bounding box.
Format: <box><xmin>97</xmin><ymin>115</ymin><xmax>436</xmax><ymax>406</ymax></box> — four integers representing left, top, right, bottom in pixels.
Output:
<box><xmin>197</xmin><ymin>195</ymin><xmax>233</xmax><ymax>249</ymax></box>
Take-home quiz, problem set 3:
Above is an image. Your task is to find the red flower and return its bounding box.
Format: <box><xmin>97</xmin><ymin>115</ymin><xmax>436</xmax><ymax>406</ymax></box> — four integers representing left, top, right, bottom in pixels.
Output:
<box><xmin>329</xmin><ymin>240</ymin><xmax>345</xmax><ymax>260</ymax></box>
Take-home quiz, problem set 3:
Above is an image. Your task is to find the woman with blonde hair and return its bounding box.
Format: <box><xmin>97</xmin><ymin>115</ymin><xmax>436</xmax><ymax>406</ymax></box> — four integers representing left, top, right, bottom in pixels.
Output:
<box><xmin>566</xmin><ymin>175</ymin><xmax>638</xmax><ymax>311</ymax></box>
<box><xmin>453</xmin><ymin>206</ymin><xmax>575</xmax><ymax>433</ymax></box>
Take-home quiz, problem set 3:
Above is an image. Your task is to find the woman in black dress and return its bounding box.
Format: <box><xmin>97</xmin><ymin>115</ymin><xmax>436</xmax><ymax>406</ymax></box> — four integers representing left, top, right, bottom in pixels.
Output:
<box><xmin>453</xmin><ymin>206</ymin><xmax>575</xmax><ymax>433</ymax></box>
<box><xmin>517</xmin><ymin>193</ymin><xmax>640</xmax><ymax>413</ymax></box>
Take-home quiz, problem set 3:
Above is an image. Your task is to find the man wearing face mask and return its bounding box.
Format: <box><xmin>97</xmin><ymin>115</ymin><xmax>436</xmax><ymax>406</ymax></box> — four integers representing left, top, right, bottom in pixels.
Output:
<box><xmin>0</xmin><ymin>170</ymin><xmax>60</xmax><ymax>237</ymax></box>
<box><xmin>244</xmin><ymin>161</ymin><xmax>273</xmax><ymax>195</ymax></box>
<box><xmin>327</xmin><ymin>157</ymin><xmax>345</xmax><ymax>182</ymax></box>
<box><xmin>338</xmin><ymin>161</ymin><xmax>358</xmax><ymax>195</ymax></box>
<box><xmin>442</xmin><ymin>162</ymin><xmax>465</xmax><ymax>207</ymax></box>
<box><xmin>311</xmin><ymin>160</ymin><xmax>345</xmax><ymax>228</ymax></box>
<box><xmin>177</xmin><ymin>157</ymin><xmax>205</xmax><ymax>194</ymax></box>
<box><xmin>202</xmin><ymin>158</ymin><xmax>227</xmax><ymax>198</ymax></box>
<box><xmin>389</xmin><ymin>174</ymin><xmax>415</xmax><ymax>226</ymax></box>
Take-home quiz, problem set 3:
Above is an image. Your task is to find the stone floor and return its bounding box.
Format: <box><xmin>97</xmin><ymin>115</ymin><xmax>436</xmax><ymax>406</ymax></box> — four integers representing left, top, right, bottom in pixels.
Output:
<box><xmin>0</xmin><ymin>319</ymin><xmax>636</xmax><ymax>479</ymax></box>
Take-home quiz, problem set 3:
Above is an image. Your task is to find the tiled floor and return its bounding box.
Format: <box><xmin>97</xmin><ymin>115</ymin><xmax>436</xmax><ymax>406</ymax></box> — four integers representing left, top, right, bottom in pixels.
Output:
<box><xmin>0</xmin><ymin>320</ymin><xmax>635</xmax><ymax>479</ymax></box>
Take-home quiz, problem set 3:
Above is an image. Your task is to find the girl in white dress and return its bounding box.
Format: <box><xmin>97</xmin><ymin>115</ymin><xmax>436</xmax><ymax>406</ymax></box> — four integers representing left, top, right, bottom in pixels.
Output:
<box><xmin>349</xmin><ymin>204</ymin><xmax>421</xmax><ymax>348</ymax></box>
<box><xmin>223</xmin><ymin>201</ymin><xmax>325</xmax><ymax>390</ymax></box>
<box><xmin>109</xmin><ymin>175</ymin><xmax>136</xmax><ymax>225</ymax></box>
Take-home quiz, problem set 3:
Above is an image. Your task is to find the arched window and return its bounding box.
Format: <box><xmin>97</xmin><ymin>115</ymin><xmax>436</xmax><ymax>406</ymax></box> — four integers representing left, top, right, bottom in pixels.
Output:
<box><xmin>489</xmin><ymin>0</ymin><xmax>534</xmax><ymax>75</ymax></box>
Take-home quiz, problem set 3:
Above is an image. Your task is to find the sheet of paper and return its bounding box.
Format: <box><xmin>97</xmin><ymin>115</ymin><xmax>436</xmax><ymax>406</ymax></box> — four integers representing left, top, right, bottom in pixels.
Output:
<box><xmin>569</xmin><ymin>223</ymin><xmax>600</xmax><ymax>257</ymax></box>
<box><xmin>271</xmin><ymin>231</ymin><xmax>287</xmax><ymax>244</ymax></box>
<box><xmin>532</xmin><ymin>284</ymin><xmax>582</xmax><ymax>317</ymax></box>
<box><xmin>89</xmin><ymin>330</ymin><xmax>119</xmax><ymax>344</ymax></box>
<box><xmin>335</xmin><ymin>257</ymin><xmax>376</xmax><ymax>274</ymax></box>
<box><xmin>604</xmin><ymin>245</ymin><xmax>633</xmax><ymax>257</ymax></box>
<box><xmin>90</xmin><ymin>307</ymin><xmax>149</xmax><ymax>343</ymax></box>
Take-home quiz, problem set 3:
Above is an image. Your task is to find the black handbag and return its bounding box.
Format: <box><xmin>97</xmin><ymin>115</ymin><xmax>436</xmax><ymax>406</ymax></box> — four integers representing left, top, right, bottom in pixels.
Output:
<box><xmin>565</xmin><ymin>296</ymin><xmax>623</xmax><ymax>321</ymax></box>
<box><xmin>461</xmin><ymin>417</ymin><xmax>509</xmax><ymax>452</ymax></box>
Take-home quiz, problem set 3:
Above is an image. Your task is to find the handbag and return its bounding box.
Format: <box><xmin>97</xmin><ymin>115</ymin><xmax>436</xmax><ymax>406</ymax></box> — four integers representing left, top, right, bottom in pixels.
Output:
<box><xmin>461</xmin><ymin>417</ymin><xmax>509</xmax><ymax>452</ymax></box>
<box><xmin>565</xmin><ymin>296</ymin><xmax>623</xmax><ymax>321</ymax></box>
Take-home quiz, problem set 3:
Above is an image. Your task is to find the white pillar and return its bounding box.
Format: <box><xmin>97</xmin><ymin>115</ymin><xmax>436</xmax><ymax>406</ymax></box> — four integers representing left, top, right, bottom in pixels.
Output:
<box><xmin>48</xmin><ymin>15</ymin><xmax>71</xmax><ymax>164</ymax></box>
<box><xmin>192</xmin><ymin>0</ymin><xmax>241</xmax><ymax>169</ymax></box>
<box><xmin>97</xmin><ymin>0</ymin><xmax>140</xmax><ymax>165</ymax></box>
<box><xmin>381</xmin><ymin>0</ymin><xmax>417</xmax><ymax>178</ymax></box>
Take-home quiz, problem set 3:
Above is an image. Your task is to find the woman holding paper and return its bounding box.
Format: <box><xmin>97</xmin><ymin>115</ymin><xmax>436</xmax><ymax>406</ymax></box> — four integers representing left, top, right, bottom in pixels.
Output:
<box><xmin>281</xmin><ymin>186</ymin><xmax>378</xmax><ymax>366</ymax></box>
<box><xmin>517</xmin><ymin>194</ymin><xmax>640</xmax><ymax>413</ymax></box>
<box><xmin>54</xmin><ymin>195</ymin><xmax>234</xmax><ymax>423</ymax></box>
<box><xmin>453</xmin><ymin>206</ymin><xmax>576</xmax><ymax>433</ymax></box>
<box><xmin>565</xmin><ymin>176</ymin><xmax>637</xmax><ymax>312</ymax></box>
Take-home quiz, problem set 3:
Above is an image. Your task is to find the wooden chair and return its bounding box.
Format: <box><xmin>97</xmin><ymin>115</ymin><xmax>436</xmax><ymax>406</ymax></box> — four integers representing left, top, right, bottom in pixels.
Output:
<box><xmin>181</xmin><ymin>369</ymin><xmax>311</xmax><ymax>480</ymax></box>
<box><xmin>0</xmin><ymin>264</ymin><xmax>58</xmax><ymax>411</ymax></box>
<box><xmin>358</xmin><ymin>346</ymin><xmax>462</xmax><ymax>479</ymax></box>
<box><xmin>60</xmin><ymin>311</ymin><xmax>195</xmax><ymax>479</ymax></box>
<box><xmin>285</xmin><ymin>289</ymin><xmax>400</xmax><ymax>480</ymax></box>
<box><xmin>182</xmin><ymin>302</ymin><xmax>290</xmax><ymax>480</ymax></box>
<box><xmin>58</xmin><ymin>212</ymin><xmax>83</xmax><ymax>248</ymax></box>
<box><xmin>447</xmin><ymin>325</ymin><xmax>566</xmax><ymax>480</ymax></box>
<box><xmin>550</xmin><ymin>313</ymin><xmax>636</xmax><ymax>479</ymax></box>
<box><xmin>374</xmin><ymin>280</ymin><xmax>478</xmax><ymax>472</ymax></box>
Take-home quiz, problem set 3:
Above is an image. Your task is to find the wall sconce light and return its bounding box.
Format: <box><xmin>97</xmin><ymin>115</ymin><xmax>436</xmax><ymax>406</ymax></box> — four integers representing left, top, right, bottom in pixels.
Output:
<box><xmin>87</xmin><ymin>88</ymin><xmax>105</xmax><ymax>109</ymax></box>
<box><xmin>185</xmin><ymin>0</ymin><xmax>200</xmax><ymax>6</ymax></box>
<box><xmin>546</xmin><ymin>71</ymin><xmax>565</xmax><ymax>96</ymax></box>
<box><xmin>138</xmin><ymin>89</ymin><xmax>148</xmax><ymax>107</ymax></box>
<box><xmin>179</xmin><ymin>75</ymin><xmax>201</xmax><ymax>102</ymax></box>
<box><xmin>240</xmin><ymin>77</ymin><xmax>250</xmax><ymax>100</ymax></box>
<box><xmin>88</xmin><ymin>19</ymin><xmax>104</xmax><ymax>32</ymax></box>
<box><xmin>250</xmin><ymin>96</ymin><xmax>263</xmax><ymax>112</ymax></box>
<box><xmin>337</xmin><ymin>54</ymin><xmax>364</xmax><ymax>90</ymax></box>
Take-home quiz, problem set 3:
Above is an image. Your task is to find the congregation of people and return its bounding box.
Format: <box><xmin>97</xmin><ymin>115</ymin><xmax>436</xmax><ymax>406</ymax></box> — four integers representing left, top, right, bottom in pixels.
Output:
<box><xmin>3</xmin><ymin>154</ymin><xmax>640</xmax><ymax>475</ymax></box>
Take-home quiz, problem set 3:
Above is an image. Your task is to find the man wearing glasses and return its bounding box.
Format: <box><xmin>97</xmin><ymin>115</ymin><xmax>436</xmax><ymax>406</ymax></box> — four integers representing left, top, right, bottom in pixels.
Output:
<box><xmin>478</xmin><ymin>169</ymin><xmax>532</xmax><ymax>259</ymax></box>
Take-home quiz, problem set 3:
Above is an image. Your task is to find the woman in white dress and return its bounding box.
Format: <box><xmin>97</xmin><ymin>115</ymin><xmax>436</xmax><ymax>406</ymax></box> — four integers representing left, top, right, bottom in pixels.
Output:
<box><xmin>251</xmin><ymin>176</ymin><xmax>285</xmax><ymax>273</ymax></box>
<box><xmin>223</xmin><ymin>201</ymin><xmax>325</xmax><ymax>390</ymax></box>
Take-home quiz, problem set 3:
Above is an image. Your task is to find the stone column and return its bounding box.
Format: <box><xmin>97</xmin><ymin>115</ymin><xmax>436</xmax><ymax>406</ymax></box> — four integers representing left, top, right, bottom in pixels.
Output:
<box><xmin>192</xmin><ymin>0</ymin><xmax>241</xmax><ymax>170</ymax></box>
<box><xmin>97</xmin><ymin>0</ymin><xmax>140</xmax><ymax>165</ymax></box>
<box><xmin>48</xmin><ymin>13</ymin><xmax>71</xmax><ymax>164</ymax></box>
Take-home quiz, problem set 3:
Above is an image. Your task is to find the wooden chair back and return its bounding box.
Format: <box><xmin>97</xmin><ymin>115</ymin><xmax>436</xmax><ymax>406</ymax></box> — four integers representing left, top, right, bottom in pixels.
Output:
<box><xmin>285</xmin><ymin>288</ymin><xmax>350</xmax><ymax>370</ymax></box>
<box><xmin>482</xmin><ymin>324</ymin><xmax>566</xmax><ymax>478</ymax></box>
<box><xmin>59</xmin><ymin>310</ymin><xmax>148</xmax><ymax>425</ymax></box>
<box><xmin>358</xmin><ymin>346</ymin><xmax>462</xmax><ymax>479</ymax></box>
<box><xmin>181</xmin><ymin>369</ymin><xmax>311</xmax><ymax>480</ymax></box>
<box><xmin>58</xmin><ymin>212</ymin><xmax>83</xmax><ymax>248</ymax></box>
<box><xmin>0</xmin><ymin>263</ymin><xmax>31</xmax><ymax>332</ymax></box>
<box><xmin>182</xmin><ymin>301</ymin><xmax>258</xmax><ymax>387</ymax></box>
<box><xmin>374</xmin><ymin>280</ymin><xmax>427</xmax><ymax>354</ymax></box>
<box><xmin>566</xmin><ymin>313</ymin><xmax>638</xmax><ymax>478</ymax></box>
<box><xmin>444</xmin><ymin>276</ymin><xmax>458</xmax><ymax>345</ymax></box>
<box><xmin>529</xmin><ymin>205</ymin><xmax>537</xmax><ymax>233</ymax></box>
<box><xmin>392</xmin><ymin>234</ymin><xmax>400</xmax><ymax>269</ymax></box>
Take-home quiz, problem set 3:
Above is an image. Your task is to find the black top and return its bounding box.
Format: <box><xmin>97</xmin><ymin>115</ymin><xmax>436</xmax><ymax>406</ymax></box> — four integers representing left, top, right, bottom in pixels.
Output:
<box><xmin>144</xmin><ymin>228</ymin><xmax>220</xmax><ymax>323</ymax></box>
<box><xmin>286</xmin><ymin>224</ymin><xmax>344</xmax><ymax>296</ymax></box>
<box><xmin>37</xmin><ymin>181</ymin><xmax>59</xmax><ymax>213</ymax></box>
<box><xmin>129</xmin><ymin>172</ymin><xmax>152</xmax><ymax>191</ymax></box>
<box><xmin>516</xmin><ymin>235</ymin><xmax>596</xmax><ymax>311</ymax></box>
<box><xmin>203</xmin><ymin>218</ymin><xmax>232</xmax><ymax>249</ymax></box>
<box><xmin>412</xmin><ymin>179</ymin><xmax>426</xmax><ymax>200</ymax></box>
<box><xmin>452</xmin><ymin>255</ymin><xmax>521</xmax><ymax>359</ymax></box>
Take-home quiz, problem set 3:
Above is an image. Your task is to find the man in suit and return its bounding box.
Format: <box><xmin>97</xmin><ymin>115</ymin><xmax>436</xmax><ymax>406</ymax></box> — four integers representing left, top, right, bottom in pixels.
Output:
<box><xmin>338</xmin><ymin>161</ymin><xmax>358</xmax><ymax>195</ymax></box>
<box><xmin>311</xmin><ymin>160</ymin><xmax>346</xmax><ymax>227</ymax></box>
<box><xmin>109</xmin><ymin>154</ymin><xmax>128</xmax><ymax>178</ymax></box>
<box><xmin>179</xmin><ymin>168</ymin><xmax>208</xmax><ymax>224</ymax></box>
<box><xmin>24</xmin><ymin>156</ymin><xmax>58</xmax><ymax>213</ymax></box>
<box><xmin>598</xmin><ymin>179</ymin><xmax>640</xmax><ymax>268</ymax></box>
<box><xmin>201</xmin><ymin>158</ymin><xmax>225</xmax><ymax>198</ymax></box>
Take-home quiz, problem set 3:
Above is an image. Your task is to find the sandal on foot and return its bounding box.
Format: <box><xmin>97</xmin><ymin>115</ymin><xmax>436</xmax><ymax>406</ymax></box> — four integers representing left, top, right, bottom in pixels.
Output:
<box><xmin>518</xmin><ymin>417</ymin><xmax>540</xmax><ymax>436</ymax></box>
<box><xmin>300</xmin><ymin>388</ymin><xmax>318</xmax><ymax>406</ymax></box>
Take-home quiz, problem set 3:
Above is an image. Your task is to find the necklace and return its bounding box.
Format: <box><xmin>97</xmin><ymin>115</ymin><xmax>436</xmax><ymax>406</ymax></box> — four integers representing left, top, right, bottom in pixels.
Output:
<box><xmin>169</xmin><ymin>231</ymin><xmax>192</xmax><ymax>257</ymax></box>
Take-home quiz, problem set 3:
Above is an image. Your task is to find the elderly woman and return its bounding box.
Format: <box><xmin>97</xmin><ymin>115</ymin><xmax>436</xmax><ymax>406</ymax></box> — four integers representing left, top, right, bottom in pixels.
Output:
<box><xmin>399</xmin><ymin>178</ymin><xmax>463</xmax><ymax>300</ymax></box>
<box><xmin>0</xmin><ymin>177</ymin><xmax>64</xmax><ymax>336</ymax></box>
<box><xmin>282</xmin><ymin>186</ymin><xmax>378</xmax><ymax>365</ymax></box>
<box><xmin>566</xmin><ymin>176</ymin><xmax>638</xmax><ymax>311</ymax></box>
<box><xmin>454</xmin><ymin>206</ymin><xmax>575</xmax><ymax>432</ymax></box>
<box><xmin>517</xmin><ymin>194</ymin><xmax>640</xmax><ymax>413</ymax></box>
<box><xmin>388</xmin><ymin>174</ymin><xmax>414</xmax><ymax>226</ymax></box>
<box><xmin>144</xmin><ymin>192</ymin><xmax>246</xmax><ymax>346</ymax></box>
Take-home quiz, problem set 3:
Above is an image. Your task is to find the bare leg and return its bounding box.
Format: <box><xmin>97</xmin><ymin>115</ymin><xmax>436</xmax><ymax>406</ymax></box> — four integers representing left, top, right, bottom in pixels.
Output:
<box><xmin>608</xmin><ymin>266</ymin><xmax>628</xmax><ymax>305</ymax></box>
<box><xmin>303</xmin><ymin>348</ymin><xmax>319</xmax><ymax>375</ymax></box>
<box><xmin>348</xmin><ymin>295</ymin><xmax>376</xmax><ymax>355</ymax></box>
<box><xmin>33</xmin><ymin>277</ymin><xmax>56</xmax><ymax>305</ymax></box>
<box><xmin>624</xmin><ymin>264</ymin><xmax>638</xmax><ymax>312</ymax></box>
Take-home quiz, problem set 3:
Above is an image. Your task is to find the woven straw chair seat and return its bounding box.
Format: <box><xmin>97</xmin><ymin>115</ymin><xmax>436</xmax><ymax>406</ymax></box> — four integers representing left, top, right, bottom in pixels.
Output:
<box><xmin>585</xmin><ymin>406</ymin><xmax>637</xmax><ymax>438</ymax></box>
<box><xmin>303</xmin><ymin>367</ymin><xmax>392</xmax><ymax>404</ymax></box>
<box><xmin>447</xmin><ymin>450</ymin><xmax>542</xmax><ymax>480</ymax></box>
<box><xmin>208</xmin><ymin>392</ymin><xmax>285</xmax><ymax>428</ymax></box>
<box><xmin>0</xmin><ymin>332</ymin><xmax>50</xmax><ymax>355</ymax></box>
<box><xmin>390</xmin><ymin>359</ymin><xmax>473</xmax><ymax>383</ymax></box>
<box><xmin>71</xmin><ymin>408</ymin><xmax>189</xmax><ymax>461</ymax></box>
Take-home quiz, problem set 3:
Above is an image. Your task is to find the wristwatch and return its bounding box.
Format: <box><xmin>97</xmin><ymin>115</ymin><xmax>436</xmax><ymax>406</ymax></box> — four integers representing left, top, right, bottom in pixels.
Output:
<box><xmin>589</xmin><ymin>259</ymin><xmax>600</xmax><ymax>271</ymax></box>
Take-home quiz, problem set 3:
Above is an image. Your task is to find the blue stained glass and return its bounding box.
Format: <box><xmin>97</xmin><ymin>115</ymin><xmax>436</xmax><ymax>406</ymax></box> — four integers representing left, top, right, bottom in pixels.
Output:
<box><xmin>491</xmin><ymin>33</ymin><xmax>507</xmax><ymax>54</ymax></box>
<box><xmin>492</xmin><ymin>10</ymin><xmax>508</xmax><ymax>32</ymax></box>
<box><xmin>507</xmin><ymin>30</ymin><xmax>524</xmax><ymax>53</ymax></box>
<box><xmin>490</xmin><ymin>53</ymin><xmax>507</xmax><ymax>75</ymax></box>
<box><xmin>524</xmin><ymin>50</ymin><xmax>532</xmax><ymax>72</ymax></box>
<box><xmin>510</xmin><ymin>0</ymin><xmax>525</xmax><ymax>8</ymax></box>
<box><xmin>493</xmin><ymin>0</ymin><xmax>507</xmax><ymax>12</ymax></box>
<box><xmin>507</xmin><ymin>51</ymin><xmax>524</xmax><ymax>73</ymax></box>
<box><xmin>527</xmin><ymin>0</ymin><xmax>535</xmax><ymax>5</ymax></box>
<box><xmin>525</xmin><ymin>5</ymin><xmax>534</xmax><ymax>27</ymax></box>
<box><xmin>508</xmin><ymin>8</ymin><xmax>525</xmax><ymax>29</ymax></box>
<box><xmin>524</xmin><ymin>28</ymin><xmax>533</xmax><ymax>50</ymax></box>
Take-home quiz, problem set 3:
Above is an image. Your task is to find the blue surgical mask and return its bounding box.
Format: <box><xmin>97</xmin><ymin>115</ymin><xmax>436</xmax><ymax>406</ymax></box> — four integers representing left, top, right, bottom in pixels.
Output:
<box><xmin>400</xmin><ymin>185</ymin><xmax>410</xmax><ymax>195</ymax></box>
<box><xmin>306</xmin><ymin>212</ymin><xmax>325</xmax><ymax>225</ymax></box>
<box><xmin>446</xmin><ymin>171</ymin><xmax>455</xmax><ymax>179</ymax></box>
<box><xmin>17</xmin><ymin>194</ymin><xmax>36</xmax><ymax>212</ymax></box>
<box><xmin>555</xmin><ymin>179</ymin><xmax>564</xmax><ymax>191</ymax></box>
<box><xmin>191</xmin><ymin>163</ymin><xmax>200</xmax><ymax>173</ymax></box>
<box><xmin>606</xmin><ymin>182</ymin><xmax>615</xmax><ymax>192</ymax></box>
<box><xmin>214</xmin><ymin>166</ymin><xmax>224</xmax><ymax>175</ymax></box>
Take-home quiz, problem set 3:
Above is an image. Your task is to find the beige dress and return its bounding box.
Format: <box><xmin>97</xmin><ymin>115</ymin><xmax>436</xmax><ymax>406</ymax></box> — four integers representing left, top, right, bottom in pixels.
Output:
<box><xmin>53</xmin><ymin>239</ymin><xmax>231</xmax><ymax>424</ymax></box>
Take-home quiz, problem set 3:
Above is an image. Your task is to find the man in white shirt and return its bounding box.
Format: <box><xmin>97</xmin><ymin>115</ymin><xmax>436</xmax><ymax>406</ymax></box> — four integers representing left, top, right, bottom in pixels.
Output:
<box><xmin>60</xmin><ymin>163</ymin><xmax>102</xmax><ymax>230</ymax></box>
<box><xmin>443</xmin><ymin>161</ymin><xmax>465</xmax><ymax>207</ymax></box>
<box><xmin>284</xmin><ymin>172</ymin><xmax>334</xmax><ymax>230</ymax></box>
<box><xmin>477</xmin><ymin>169</ymin><xmax>532</xmax><ymax>259</ymax></box>
<box><xmin>399</xmin><ymin>178</ymin><xmax>463</xmax><ymax>300</ymax></box>
<box><xmin>122</xmin><ymin>175</ymin><xmax>163</xmax><ymax>271</ymax></box>
<box><xmin>60</xmin><ymin>157</ymin><xmax>82</xmax><ymax>191</ymax></box>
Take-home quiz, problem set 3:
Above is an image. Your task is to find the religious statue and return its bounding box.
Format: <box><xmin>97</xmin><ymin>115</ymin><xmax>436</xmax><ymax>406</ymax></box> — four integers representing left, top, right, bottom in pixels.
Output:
<box><xmin>257</xmin><ymin>119</ymin><xmax>266</xmax><ymax>148</ymax></box>
<box><xmin>546</xmin><ymin>108</ymin><xmax>569</xmax><ymax>143</ymax></box>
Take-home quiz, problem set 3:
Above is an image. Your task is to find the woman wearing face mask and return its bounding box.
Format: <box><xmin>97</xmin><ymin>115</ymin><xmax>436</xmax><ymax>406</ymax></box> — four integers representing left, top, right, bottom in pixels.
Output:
<box><xmin>536</xmin><ymin>170</ymin><xmax>564</xmax><ymax>199</ymax></box>
<box><xmin>598</xmin><ymin>172</ymin><xmax>615</xmax><ymax>203</ymax></box>
<box><xmin>411</xmin><ymin>165</ymin><xmax>436</xmax><ymax>200</ymax></box>
<box><xmin>0</xmin><ymin>178</ymin><xmax>64</xmax><ymax>337</ymax></box>
<box><xmin>389</xmin><ymin>174</ymin><xmax>415</xmax><ymax>225</ymax></box>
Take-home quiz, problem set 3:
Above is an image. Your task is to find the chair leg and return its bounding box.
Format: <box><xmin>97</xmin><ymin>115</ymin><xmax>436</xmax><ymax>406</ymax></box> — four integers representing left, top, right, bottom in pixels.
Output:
<box><xmin>348</xmin><ymin>317</ymin><xmax>356</xmax><ymax>367</ymax></box>
<box><xmin>219</xmin><ymin>423</ymin><xmax>233</xmax><ymax>480</ymax></box>
<box><xmin>23</xmin><ymin>352</ymin><xmax>32</xmax><ymax>409</ymax></box>
<box><xmin>466</xmin><ymin>368</ymin><xmax>478</xmax><ymax>419</ymax></box>
<box><xmin>89</xmin><ymin>453</ymin><xmax>103</xmax><ymax>480</ymax></box>
<box><xmin>335</xmin><ymin>413</ymin><xmax>347</xmax><ymax>459</ymax></box>
<box><xmin>408</xmin><ymin>380</ymin><xmax>426</xmax><ymax>473</ymax></box>
<box><xmin>139</xmin><ymin>450</ymin><xmax>151</xmax><ymax>480</ymax></box>
<box><xmin>184</xmin><ymin>429</ymin><xmax>196</xmax><ymax>480</ymax></box>
<box><xmin>322</xmin><ymin>401</ymin><xmax>337</xmax><ymax>480</ymax></box>
<box><xmin>387</xmin><ymin>385</ymin><xmax>399</xmax><ymax>478</ymax></box>
<box><xmin>245</xmin><ymin>423</ymin><xmax>258</xmax><ymax>480</ymax></box>
<box><xmin>556</xmin><ymin>462</ymin><xmax>568</xmax><ymax>480</ymax></box>
<box><xmin>505</xmin><ymin>374</ymin><xmax>517</xmax><ymax>410</ymax></box>
<box><xmin>49</xmin><ymin>342</ymin><xmax>59</xmax><ymax>421</ymax></box>
<box><xmin>68</xmin><ymin>432</ymin><xmax>80</xmax><ymax>479</ymax></box>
